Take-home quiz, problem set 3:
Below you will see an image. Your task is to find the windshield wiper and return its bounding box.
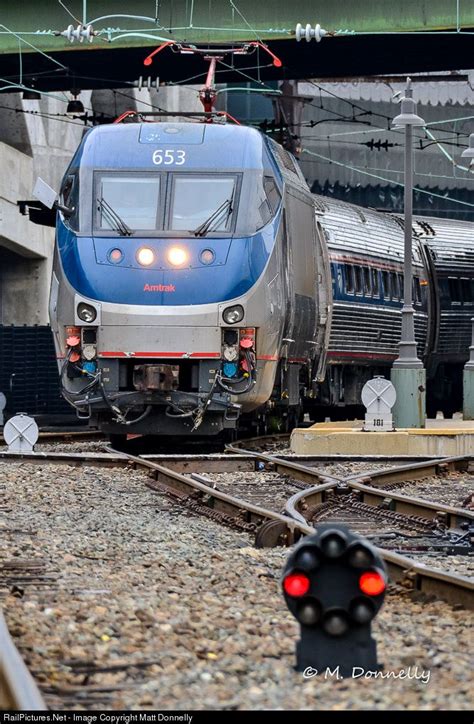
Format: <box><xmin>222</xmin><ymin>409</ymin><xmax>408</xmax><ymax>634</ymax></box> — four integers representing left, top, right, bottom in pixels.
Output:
<box><xmin>193</xmin><ymin>197</ymin><xmax>233</xmax><ymax>237</ymax></box>
<box><xmin>98</xmin><ymin>197</ymin><xmax>133</xmax><ymax>236</ymax></box>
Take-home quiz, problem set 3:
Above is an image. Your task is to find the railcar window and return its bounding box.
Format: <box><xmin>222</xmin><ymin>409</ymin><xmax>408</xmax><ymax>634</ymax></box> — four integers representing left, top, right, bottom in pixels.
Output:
<box><xmin>461</xmin><ymin>278</ymin><xmax>473</xmax><ymax>305</ymax></box>
<box><xmin>98</xmin><ymin>175</ymin><xmax>160</xmax><ymax>230</ymax></box>
<box><xmin>264</xmin><ymin>176</ymin><xmax>281</xmax><ymax>214</ymax></box>
<box><xmin>170</xmin><ymin>176</ymin><xmax>235</xmax><ymax>231</ymax></box>
<box><xmin>255</xmin><ymin>176</ymin><xmax>279</xmax><ymax>229</ymax></box>
<box><xmin>391</xmin><ymin>273</ymin><xmax>400</xmax><ymax>301</ymax></box>
<box><xmin>397</xmin><ymin>273</ymin><xmax>404</xmax><ymax>301</ymax></box>
<box><xmin>354</xmin><ymin>267</ymin><xmax>363</xmax><ymax>294</ymax></box>
<box><xmin>448</xmin><ymin>277</ymin><xmax>462</xmax><ymax>304</ymax></box>
<box><xmin>61</xmin><ymin>175</ymin><xmax>74</xmax><ymax>207</ymax></box>
<box><xmin>372</xmin><ymin>269</ymin><xmax>380</xmax><ymax>297</ymax></box>
<box><xmin>363</xmin><ymin>267</ymin><xmax>372</xmax><ymax>295</ymax></box>
<box><xmin>345</xmin><ymin>266</ymin><xmax>354</xmax><ymax>293</ymax></box>
<box><xmin>60</xmin><ymin>174</ymin><xmax>79</xmax><ymax>230</ymax></box>
<box><xmin>258</xmin><ymin>199</ymin><xmax>272</xmax><ymax>227</ymax></box>
<box><xmin>382</xmin><ymin>271</ymin><xmax>390</xmax><ymax>299</ymax></box>
<box><xmin>414</xmin><ymin>277</ymin><xmax>421</xmax><ymax>304</ymax></box>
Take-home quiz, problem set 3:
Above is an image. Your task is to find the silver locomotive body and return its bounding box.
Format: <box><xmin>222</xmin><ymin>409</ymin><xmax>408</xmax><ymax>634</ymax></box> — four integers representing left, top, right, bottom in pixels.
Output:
<box><xmin>50</xmin><ymin>123</ymin><xmax>322</xmax><ymax>436</ymax></box>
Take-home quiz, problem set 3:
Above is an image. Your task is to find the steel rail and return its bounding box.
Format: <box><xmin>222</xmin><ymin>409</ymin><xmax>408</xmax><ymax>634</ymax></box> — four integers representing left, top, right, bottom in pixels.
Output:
<box><xmin>284</xmin><ymin>479</ymin><xmax>474</xmax><ymax>530</ymax></box>
<box><xmin>226</xmin><ymin>445</ymin><xmax>471</xmax><ymax>486</ymax></box>
<box><xmin>346</xmin><ymin>480</ymin><xmax>474</xmax><ymax>529</ymax></box>
<box><xmin>102</xmin><ymin>447</ymin><xmax>305</xmax><ymax>539</ymax></box>
<box><xmin>345</xmin><ymin>455</ymin><xmax>472</xmax><ymax>487</ymax></box>
<box><xmin>0</xmin><ymin>450</ymin><xmax>128</xmax><ymax>466</ymax></box>
<box><xmin>229</xmin><ymin>446</ymin><xmax>473</xmax><ymax>525</ymax></box>
<box><xmin>0</xmin><ymin>611</ymin><xmax>46</xmax><ymax>710</ymax></box>
<box><xmin>0</xmin><ymin>449</ymin><xmax>452</xmax><ymax>470</ymax></box>
<box><xmin>143</xmin><ymin>452</ymin><xmax>449</xmax><ymax>464</ymax></box>
<box><xmin>226</xmin><ymin>444</ymin><xmax>342</xmax><ymax>485</ymax></box>
<box><xmin>36</xmin><ymin>430</ymin><xmax>103</xmax><ymax>443</ymax></box>
<box><xmin>1</xmin><ymin>447</ymin><xmax>471</xmax><ymax>529</ymax></box>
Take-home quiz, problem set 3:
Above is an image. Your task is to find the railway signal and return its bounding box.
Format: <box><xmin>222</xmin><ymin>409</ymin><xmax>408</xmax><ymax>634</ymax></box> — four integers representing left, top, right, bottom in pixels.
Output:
<box><xmin>282</xmin><ymin>524</ymin><xmax>387</xmax><ymax>676</ymax></box>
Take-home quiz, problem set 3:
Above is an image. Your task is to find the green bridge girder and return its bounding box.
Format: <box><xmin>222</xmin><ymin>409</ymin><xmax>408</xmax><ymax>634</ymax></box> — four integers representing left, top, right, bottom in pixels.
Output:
<box><xmin>1</xmin><ymin>0</ymin><xmax>473</xmax><ymax>53</ymax></box>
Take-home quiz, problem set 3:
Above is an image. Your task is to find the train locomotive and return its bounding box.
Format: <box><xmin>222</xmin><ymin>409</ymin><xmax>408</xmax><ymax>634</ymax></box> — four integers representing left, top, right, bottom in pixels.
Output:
<box><xmin>48</xmin><ymin>120</ymin><xmax>474</xmax><ymax>438</ymax></box>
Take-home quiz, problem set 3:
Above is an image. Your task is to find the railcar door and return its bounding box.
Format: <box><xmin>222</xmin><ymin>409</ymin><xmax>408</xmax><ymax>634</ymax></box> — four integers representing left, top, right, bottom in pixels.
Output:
<box><xmin>419</xmin><ymin>240</ymin><xmax>439</xmax><ymax>374</ymax></box>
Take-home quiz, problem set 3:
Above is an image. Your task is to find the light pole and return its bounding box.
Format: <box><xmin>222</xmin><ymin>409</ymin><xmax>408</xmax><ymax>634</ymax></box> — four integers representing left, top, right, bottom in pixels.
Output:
<box><xmin>461</xmin><ymin>135</ymin><xmax>474</xmax><ymax>420</ymax></box>
<box><xmin>390</xmin><ymin>78</ymin><xmax>426</xmax><ymax>428</ymax></box>
<box><xmin>464</xmin><ymin>318</ymin><xmax>474</xmax><ymax>420</ymax></box>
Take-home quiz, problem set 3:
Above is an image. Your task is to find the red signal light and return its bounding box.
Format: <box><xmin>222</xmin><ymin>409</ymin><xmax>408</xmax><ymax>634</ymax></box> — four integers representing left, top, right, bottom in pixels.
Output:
<box><xmin>109</xmin><ymin>248</ymin><xmax>123</xmax><ymax>263</ymax></box>
<box><xmin>359</xmin><ymin>571</ymin><xmax>386</xmax><ymax>596</ymax></box>
<box><xmin>283</xmin><ymin>573</ymin><xmax>310</xmax><ymax>597</ymax></box>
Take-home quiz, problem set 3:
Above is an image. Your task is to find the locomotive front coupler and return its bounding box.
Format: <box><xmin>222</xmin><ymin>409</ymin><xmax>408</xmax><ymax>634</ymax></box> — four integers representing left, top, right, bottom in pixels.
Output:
<box><xmin>70</xmin><ymin>388</ymin><xmax>237</xmax><ymax>415</ymax></box>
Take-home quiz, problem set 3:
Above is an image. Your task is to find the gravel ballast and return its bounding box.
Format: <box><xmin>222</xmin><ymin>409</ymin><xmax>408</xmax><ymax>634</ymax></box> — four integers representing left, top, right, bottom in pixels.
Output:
<box><xmin>1</xmin><ymin>461</ymin><xmax>472</xmax><ymax>710</ymax></box>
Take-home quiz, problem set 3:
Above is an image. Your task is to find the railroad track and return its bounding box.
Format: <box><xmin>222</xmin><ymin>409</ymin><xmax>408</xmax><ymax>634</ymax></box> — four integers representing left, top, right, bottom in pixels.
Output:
<box><xmin>0</xmin><ymin>611</ymin><xmax>46</xmax><ymax>709</ymax></box>
<box><xmin>124</xmin><ymin>445</ymin><xmax>474</xmax><ymax>608</ymax></box>
<box><xmin>2</xmin><ymin>444</ymin><xmax>472</xmax><ymax>609</ymax></box>
<box><xmin>0</xmin><ymin>442</ymin><xmax>472</xmax><ymax>707</ymax></box>
<box><xmin>36</xmin><ymin>430</ymin><xmax>103</xmax><ymax>444</ymax></box>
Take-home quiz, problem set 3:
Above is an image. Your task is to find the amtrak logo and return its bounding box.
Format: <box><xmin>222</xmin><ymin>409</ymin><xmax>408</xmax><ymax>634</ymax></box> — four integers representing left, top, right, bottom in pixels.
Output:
<box><xmin>144</xmin><ymin>283</ymin><xmax>176</xmax><ymax>292</ymax></box>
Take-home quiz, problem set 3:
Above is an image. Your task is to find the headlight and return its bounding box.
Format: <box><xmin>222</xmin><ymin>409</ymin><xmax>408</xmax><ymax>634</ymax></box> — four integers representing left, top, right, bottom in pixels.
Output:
<box><xmin>223</xmin><ymin>305</ymin><xmax>244</xmax><ymax>324</ymax></box>
<box><xmin>200</xmin><ymin>248</ymin><xmax>215</xmax><ymax>265</ymax></box>
<box><xmin>108</xmin><ymin>248</ymin><xmax>123</xmax><ymax>263</ymax></box>
<box><xmin>137</xmin><ymin>247</ymin><xmax>155</xmax><ymax>266</ymax></box>
<box><xmin>82</xmin><ymin>344</ymin><xmax>97</xmax><ymax>360</ymax></box>
<box><xmin>77</xmin><ymin>303</ymin><xmax>97</xmax><ymax>323</ymax></box>
<box><xmin>167</xmin><ymin>247</ymin><xmax>188</xmax><ymax>266</ymax></box>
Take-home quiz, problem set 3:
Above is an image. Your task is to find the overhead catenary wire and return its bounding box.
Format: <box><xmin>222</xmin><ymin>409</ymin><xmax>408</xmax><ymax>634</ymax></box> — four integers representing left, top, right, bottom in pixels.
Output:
<box><xmin>300</xmin><ymin>148</ymin><xmax>474</xmax><ymax>208</ymax></box>
<box><xmin>168</xmin><ymin>62</ymin><xmax>275</xmax><ymax>88</ymax></box>
<box><xmin>2</xmin><ymin>11</ymin><xmax>472</xmax><ymax>191</ymax></box>
<box><xmin>286</xmin><ymin>79</ymin><xmax>474</xmax><ymax>186</ymax></box>
<box><xmin>0</xmin><ymin>23</ymin><xmax>69</xmax><ymax>71</ymax></box>
<box><xmin>305</xmin><ymin>156</ymin><xmax>474</xmax><ymax>185</ymax></box>
<box><xmin>0</xmin><ymin>103</ymin><xmax>99</xmax><ymax>127</ymax></box>
<box><xmin>423</xmin><ymin>127</ymin><xmax>473</xmax><ymax>174</ymax></box>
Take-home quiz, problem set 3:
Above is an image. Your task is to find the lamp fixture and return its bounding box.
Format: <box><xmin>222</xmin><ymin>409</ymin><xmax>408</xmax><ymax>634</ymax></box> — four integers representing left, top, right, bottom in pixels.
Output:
<box><xmin>67</xmin><ymin>91</ymin><xmax>85</xmax><ymax>114</ymax></box>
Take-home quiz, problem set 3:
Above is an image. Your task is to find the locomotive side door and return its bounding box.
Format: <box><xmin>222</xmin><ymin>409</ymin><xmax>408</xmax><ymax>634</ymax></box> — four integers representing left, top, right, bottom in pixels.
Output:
<box><xmin>283</xmin><ymin>187</ymin><xmax>318</xmax><ymax>361</ymax></box>
<box><xmin>279</xmin><ymin>207</ymin><xmax>296</xmax><ymax>349</ymax></box>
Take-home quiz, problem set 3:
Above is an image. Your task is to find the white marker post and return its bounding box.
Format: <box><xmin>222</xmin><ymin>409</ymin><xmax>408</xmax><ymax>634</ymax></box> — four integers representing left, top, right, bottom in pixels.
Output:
<box><xmin>362</xmin><ymin>377</ymin><xmax>397</xmax><ymax>432</ymax></box>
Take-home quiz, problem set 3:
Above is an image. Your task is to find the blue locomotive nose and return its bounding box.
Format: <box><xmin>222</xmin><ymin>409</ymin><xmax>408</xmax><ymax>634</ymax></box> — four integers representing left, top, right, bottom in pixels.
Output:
<box><xmin>58</xmin><ymin>218</ymin><xmax>278</xmax><ymax>306</ymax></box>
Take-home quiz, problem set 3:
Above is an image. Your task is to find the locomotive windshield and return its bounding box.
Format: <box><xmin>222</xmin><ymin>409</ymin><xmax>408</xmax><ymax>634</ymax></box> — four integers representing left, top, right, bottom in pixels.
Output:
<box><xmin>98</xmin><ymin>175</ymin><xmax>160</xmax><ymax>231</ymax></box>
<box><xmin>170</xmin><ymin>176</ymin><xmax>235</xmax><ymax>232</ymax></box>
<box><xmin>92</xmin><ymin>168</ymin><xmax>279</xmax><ymax>235</ymax></box>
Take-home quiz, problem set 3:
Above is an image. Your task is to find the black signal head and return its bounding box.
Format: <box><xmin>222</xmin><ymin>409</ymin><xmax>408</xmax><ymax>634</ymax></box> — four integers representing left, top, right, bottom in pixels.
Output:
<box><xmin>282</xmin><ymin>524</ymin><xmax>387</xmax><ymax>632</ymax></box>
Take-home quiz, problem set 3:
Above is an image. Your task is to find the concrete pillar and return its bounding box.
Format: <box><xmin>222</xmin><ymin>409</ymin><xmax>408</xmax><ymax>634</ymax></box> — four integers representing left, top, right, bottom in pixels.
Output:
<box><xmin>0</xmin><ymin>247</ymin><xmax>52</xmax><ymax>325</ymax></box>
<box><xmin>0</xmin><ymin>91</ymin><xmax>87</xmax><ymax>325</ymax></box>
<box><xmin>463</xmin><ymin>318</ymin><xmax>474</xmax><ymax>420</ymax></box>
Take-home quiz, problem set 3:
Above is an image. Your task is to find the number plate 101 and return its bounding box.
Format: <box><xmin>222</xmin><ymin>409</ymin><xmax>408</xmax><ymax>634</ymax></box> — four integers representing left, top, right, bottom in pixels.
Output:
<box><xmin>152</xmin><ymin>149</ymin><xmax>186</xmax><ymax>165</ymax></box>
